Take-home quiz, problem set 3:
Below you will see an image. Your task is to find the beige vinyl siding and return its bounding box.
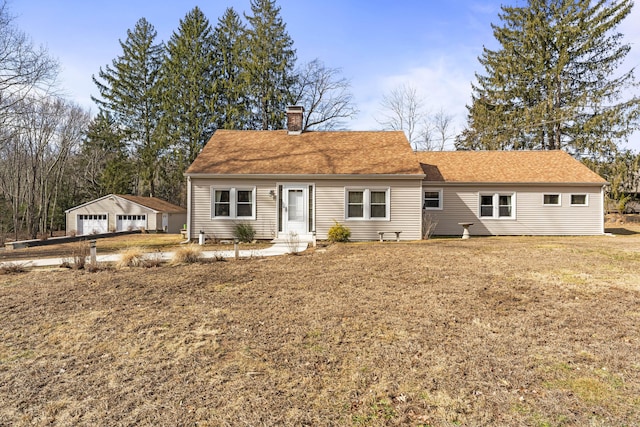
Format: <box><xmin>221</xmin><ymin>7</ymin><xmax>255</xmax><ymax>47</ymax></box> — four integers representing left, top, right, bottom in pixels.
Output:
<box><xmin>315</xmin><ymin>179</ymin><xmax>422</xmax><ymax>241</ymax></box>
<box><xmin>190</xmin><ymin>178</ymin><xmax>278</xmax><ymax>240</ymax></box>
<box><xmin>167</xmin><ymin>213</ymin><xmax>187</xmax><ymax>234</ymax></box>
<box><xmin>426</xmin><ymin>184</ymin><xmax>604</xmax><ymax>236</ymax></box>
<box><xmin>191</xmin><ymin>177</ymin><xmax>423</xmax><ymax>241</ymax></box>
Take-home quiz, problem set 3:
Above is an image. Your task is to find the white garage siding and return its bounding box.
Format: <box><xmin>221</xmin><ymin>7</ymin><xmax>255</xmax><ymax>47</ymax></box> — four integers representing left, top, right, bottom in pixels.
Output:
<box><xmin>426</xmin><ymin>184</ymin><xmax>604</xmax><ymax>236</ymax></box>
<box><xmin>77</xmin><ymin>214</ymin><xmax>108</xmax><ymax>235</ymax></box>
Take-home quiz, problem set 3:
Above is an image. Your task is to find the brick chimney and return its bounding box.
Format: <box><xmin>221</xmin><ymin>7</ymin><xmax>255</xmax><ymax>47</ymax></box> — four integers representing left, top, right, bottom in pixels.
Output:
<box><xmin>286</xmin><ymin>106</ymin><xmax>304</xmax><ymax>135</ymax></box>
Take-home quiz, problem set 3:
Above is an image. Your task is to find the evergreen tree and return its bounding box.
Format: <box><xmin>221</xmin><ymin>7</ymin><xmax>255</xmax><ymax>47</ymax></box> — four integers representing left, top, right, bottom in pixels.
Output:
<box><xmin>212</xmin><ymin>7</ymin><xmax>251</xmax><ymax>130</ymax></box>
<box><xmin>245</xmin><ymin>0</ymin><xmax>297</xmax><ymax>129</ymax></box>
<box><xmin>158</xmin><ymin>7</ymin><xmax>216</xmax><ymax>204</ymax></box>
<box><xmin>92</xmin><ymin>18</ymin><xmax>165</xmax><ymax>196</ymax></box>
<box><xmin>79</xmin><ymin>111</ymin><xmax>133</xmax><ymax>198</ymax></box>
<box><xmin>456</xmin><ymin>0</ymin><xmax>640</xmax><ymax>157</ymax></box>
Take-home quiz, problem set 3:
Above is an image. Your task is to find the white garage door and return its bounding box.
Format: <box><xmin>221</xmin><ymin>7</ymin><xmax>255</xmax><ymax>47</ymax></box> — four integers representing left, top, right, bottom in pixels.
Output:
<box><xmin>117</xmin><ymin>214</ymin><xmax>147</xmax><ymax>231</ymax></box>
<box><xmin>77</xmin><ymin>214</ymin><xmax>108</xmax><ymax>235</ymax></box>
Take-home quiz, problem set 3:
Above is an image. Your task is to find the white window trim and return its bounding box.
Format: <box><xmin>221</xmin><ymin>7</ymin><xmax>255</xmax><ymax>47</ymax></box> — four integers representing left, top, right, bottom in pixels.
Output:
<box><xmin>570</xmin><ymin>193</ymin><xmax>589</xmax><ymax>206</ymax></box>
<box><xmin>345</xmin><ymin>187</ymin><xmax>390</xmax><ymax>221</ymax></box>
<box><xmin>543</xmin><ymin>193</ymin><xmax>561</xmax><ymax>206</ymax></box>
<box><xmin>423</xmin><ymin>188</ymin><xmax>443</xmax><ymax>210</ymax></box>
<box><xmin>211</xmin><ymin>187</ymin><xmax>256</xmax><ymax>220</ymax></box>
<box><xmin>479</xmin><ymin>192</ymin><xmax>516</xmax><ymax>220</ymax></box>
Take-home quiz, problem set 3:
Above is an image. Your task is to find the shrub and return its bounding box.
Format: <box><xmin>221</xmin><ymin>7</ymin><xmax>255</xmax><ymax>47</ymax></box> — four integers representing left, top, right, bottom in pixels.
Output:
<box><xmin>422</xmin><ymin>211</ymin><xmax>439</xmax><ymax>240</ymax></box>
<box><xmin>171</xmin><ymin>245</ymin><xmax>202</xmax><ymax>265</ymax></box>
<box><xmin>60</xmin><ymin>241</ymin><xmax>90</xmax><ymax>269</ymax></box>
<box><xmin>328</xmin><ymin>221</ymin><xmax>350</xmax><ymax>242</ymax></box>
<box><xmin>285</xmin><ymin>231</ymin><xmax>300</xmax><ymax>254</ymax></box>
<box><xmin>0</xmin><ymin>262</ymin><xmax>27</xmax><ymax>274</ymax></box>
<box><xmin>233</xmin><ymin>222</ymin><xmax>256</xmax><ymax>243</ymax></box>
<box><xmin>116</xmin><ymin>247</ymin><xmax>146</xmax><ymax>268</ymax></box>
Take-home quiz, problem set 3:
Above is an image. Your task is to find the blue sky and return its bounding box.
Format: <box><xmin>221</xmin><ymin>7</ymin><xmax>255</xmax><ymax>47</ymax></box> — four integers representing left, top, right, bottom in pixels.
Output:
<box><xmin>10</xmin><ymin>0</ymin><xmax>640</xmax><ymax>151</ymax></box>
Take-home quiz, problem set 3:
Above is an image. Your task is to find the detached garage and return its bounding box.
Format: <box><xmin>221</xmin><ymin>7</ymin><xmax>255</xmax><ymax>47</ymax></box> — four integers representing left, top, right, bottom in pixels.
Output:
<box><xmin>65</xmin><ymin>194</ymin><xmax>187</xmax><ymax>235</ymax></box>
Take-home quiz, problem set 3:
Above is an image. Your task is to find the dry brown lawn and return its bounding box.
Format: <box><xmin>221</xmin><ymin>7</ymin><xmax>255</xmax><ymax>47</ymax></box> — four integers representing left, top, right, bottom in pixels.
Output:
<box><xmin>1</xmin><ymin>231</ymin><xmax>640</xmax><ymax>426</ymax></box>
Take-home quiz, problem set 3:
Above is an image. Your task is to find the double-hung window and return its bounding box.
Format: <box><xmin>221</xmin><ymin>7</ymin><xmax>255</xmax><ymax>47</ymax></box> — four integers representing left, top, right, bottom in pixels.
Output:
<box><xmin>345</xmin><ymin>188</ymin><xmax>389</xmax><ymax>220</ymax></box>
<box><xmin>479</xmin><ymin>193</ymin><xmax>515</xmax><ymax>219</ymax></box>
<box><xmin>423</xmin><ymin>189</ymin><xmax>443</xmax><ymax>210</ymax></box>
<box><xmin>212</xmin><ymin>187</ymin><xmax>255</xmax><ymax>219</ymax></box>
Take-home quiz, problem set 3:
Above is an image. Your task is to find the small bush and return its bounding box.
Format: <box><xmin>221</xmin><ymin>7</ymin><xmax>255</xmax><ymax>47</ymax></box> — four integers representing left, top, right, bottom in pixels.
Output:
<box><xmin>285</xmin><ymin>231</ymin><xmax>300</xmax><ymax>254</ymax></box>
<box><xmin>171</xmin><ymin>245</ymin><xmax>202</xmax><ymax>265</ymax></box>
<box><xmin>116</xmin><ymin>247</ymin><xmax>146</xmax><ymax>268</ymax></box>
<box><xmin>0</xmin><ymin>262</ymin><xmax>28</xmax><ymax>274</ymax></box>
<box><xmin>60</xmin><ymin>241</ymin><xmax>90</xmax><ymax>269</ymax></box>
<box><xmin>233</xmin><ymin>222</ymin><xmax>256</xmax><ymax>243</ymax></box>
<box><xmin>328</xmin><ymin>221</ymin><xmax>350</xmax><ymax>242</ymax></box>
<box><xmin>422</xmin><ymin>211</ymin><xmax>439</xmax><ymax>239</ymax></box>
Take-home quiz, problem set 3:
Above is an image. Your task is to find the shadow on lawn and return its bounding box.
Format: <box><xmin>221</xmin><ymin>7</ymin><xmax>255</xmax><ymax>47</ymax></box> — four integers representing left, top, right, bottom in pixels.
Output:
<box><xmin>605</xmin><ymin>227</ymin><xmax>640</xmax><ymax>235</ymax></box>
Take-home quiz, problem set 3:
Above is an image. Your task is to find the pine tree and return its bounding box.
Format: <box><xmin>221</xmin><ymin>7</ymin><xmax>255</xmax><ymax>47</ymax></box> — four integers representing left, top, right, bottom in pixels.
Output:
<box><xmin>212</xmin><ymin>7</ymin><xmax>251</xmax><ymax>130</ymax></box>
<box><xmin>245</xmin><ymin>0</ymin><xmax>297</xmax><ymax>130</ymax></box>
<box><xmin>92</xmin><ymin>18</ymin><xmax>165</xmax><ymax>196</ymax></box>
<box><xmin>158</xmin><ymin>7</ymin><xmax>217</xmax><ymax>204</ymax></box>
<box><xmin>79</xmin><ymin>111</ymin><xmax>133</xmax><ymax>198</ymax></box>
<box><xmin>456</xmin><ymin>0</ymin><xmax>640</xmax><ymax>157</ymax></box>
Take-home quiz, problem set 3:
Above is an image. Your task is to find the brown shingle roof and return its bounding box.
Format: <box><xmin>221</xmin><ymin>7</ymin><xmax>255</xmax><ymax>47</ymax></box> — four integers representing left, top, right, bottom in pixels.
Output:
<box><xmin>416</xmin><ymin>150</ymin><xmax>606</xmax><ymax>184</ymax></box>
<box><xmin>116</xmin><ymin>195</ymin><xmax>186</xmax><ymax>213</ymax></box>
<box><xmin>186</xmin><ymin>130</ymin><xmax>425</xmax><ymax>176</ymax></box>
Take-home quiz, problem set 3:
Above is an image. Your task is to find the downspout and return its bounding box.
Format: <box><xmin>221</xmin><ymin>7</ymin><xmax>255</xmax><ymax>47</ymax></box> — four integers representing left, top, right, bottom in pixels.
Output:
<box><xmin>182</xmin><ymin>175</ymin><xmax>192</xmax><ymax>244</ymax></box>
<box><xmin>600</xmin><ymin>184</ymin><xmax>606</xmax><ymax>235</ymax></box>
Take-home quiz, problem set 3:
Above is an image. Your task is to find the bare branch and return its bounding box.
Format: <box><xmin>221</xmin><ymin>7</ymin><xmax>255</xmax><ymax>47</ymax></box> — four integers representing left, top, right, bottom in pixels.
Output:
<box><xmin>292</xmin><ymin>59</ymin><xmax>358</xmax><ymax>131</ymax></box>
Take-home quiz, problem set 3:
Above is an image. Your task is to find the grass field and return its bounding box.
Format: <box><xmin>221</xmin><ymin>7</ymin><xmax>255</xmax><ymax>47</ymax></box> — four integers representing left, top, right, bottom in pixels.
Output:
<box><xmin>1</xmin><ymin>229</ymin><xmax>640</xmax><ymax>426</ymax></box>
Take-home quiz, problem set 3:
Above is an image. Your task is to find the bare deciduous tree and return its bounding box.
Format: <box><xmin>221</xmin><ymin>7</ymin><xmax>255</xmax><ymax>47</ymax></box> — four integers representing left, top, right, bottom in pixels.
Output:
<box><xmin>0</xmin><ymin>96</ymin><xmax>89</xmax><ymax>239</ymax></box>
<box><xmin>292</xmin><ymin>59</ymin><xmax>358</xmax><ymax>130</ymax></box>
<box><xmin>0</xmin><ymin>2</ymin><xmax>59</xmax><ymax>128</ymax></box>
<box><xmin>430</xmin><ymin>108</ymin><xmax>456</xmax><ymax>151</ymax></box>
<box><xmin>376</xmin><ymin>84</ymin><xmax>426</xmax><ymax>150</ymax></box>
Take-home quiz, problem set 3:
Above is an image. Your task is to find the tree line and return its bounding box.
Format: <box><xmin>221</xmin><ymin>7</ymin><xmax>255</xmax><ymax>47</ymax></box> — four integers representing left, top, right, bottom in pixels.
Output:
<box><xmin>1</xmin><ymin>0</ymin><xmax>640</xmax><ymax>243</ymax></box>
<box><xmin>0</xmin><ymin>0</ymin><xmax>357</xmax><ymax>242</ymax></box>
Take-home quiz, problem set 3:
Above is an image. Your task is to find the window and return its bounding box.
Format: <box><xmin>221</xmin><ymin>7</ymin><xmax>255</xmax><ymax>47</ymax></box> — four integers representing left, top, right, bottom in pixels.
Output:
<box><xmin>571</xmin><ymin>194</ymin><xmax>588</xmax><ymax>206</ymax></box>
<box><xmin>499</xmin><ymin>195</ymin><xmax>512</xmax><ymax>217</ymax></box>
<box><xmin>211</xmin><ymin>187</ymin><xmax>255</xmax><ymax>219</ymax></box>
<box><xmin>236</xmin><ymin>190</ymin><xmax>253</xmax><ymax>217</ymax></box>
<box><xmin>480</xmin><ymin>195</ymin><xmax>494</xmax><ymax>217</ymax></box>
<box><xmin>214</xmin><ymin>190</ymin><xmax>230</xmax><ymax>217</ymax></box>
<box><xmin>423</xmin><ymin>189</ymin><xmax>443</xmax><ymax>210</ymax></box>
<box><xmin>345</xmin><ymin>188</ymin><xmax>390</xmax><ymax>220</ymax></box>
<box><xmin>479</xmin><ymin>193</ymin><xmax>515</xmax><ymax>219</ymax></box>
<box><xmin>347</xmin><ymin>191</ymin><xmax>364</xmax><ymax>218</ymax></box>
<box><xmin>370</xmin><ymin>191</ymin><xmax>387</xmax><ymax>218</ymax></box>
<box><xmin>543</xmin><ymin>194</ymin><xmax>561</xmax><ymax>206</ymax></box>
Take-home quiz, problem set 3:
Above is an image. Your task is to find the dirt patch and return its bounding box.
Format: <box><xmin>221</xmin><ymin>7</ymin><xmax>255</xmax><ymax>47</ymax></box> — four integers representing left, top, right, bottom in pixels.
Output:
<box><xmin>1</xmin><ymin>235</ymin><xmax>639</xmax><ymax>426</ymax></box>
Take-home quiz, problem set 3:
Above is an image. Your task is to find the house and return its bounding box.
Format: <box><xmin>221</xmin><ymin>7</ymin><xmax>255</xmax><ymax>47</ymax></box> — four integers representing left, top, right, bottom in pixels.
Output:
<box><xmin>417</xmin><ymin>150</ymin><xmax>607</xmax><ymax>235</ymax></box>
<box><xmin>65</xmin><ymin>194</ymin><xmax>187</xmax><ymax>235</ymax></box>
<box><xmin>185</xmin><ymin>106</ymin><xmax>607</xmax><ymax>241</ymax></box>
<box><xmin>184</xmin><ymin>107</ymin><xmax>425</xmax><ymax>241</ymax></box>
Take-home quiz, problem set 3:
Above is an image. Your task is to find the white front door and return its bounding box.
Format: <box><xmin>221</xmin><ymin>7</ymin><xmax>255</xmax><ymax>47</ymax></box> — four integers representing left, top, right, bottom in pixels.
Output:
<box><xmin>285</xmin><ymin>188</ymin><xmax>306</xmax><ymax>235</ymax></box>
<box><xmin>282</xmin><ymin>186</ymin><xmax>307</xmax><ymax>237</ymax></box>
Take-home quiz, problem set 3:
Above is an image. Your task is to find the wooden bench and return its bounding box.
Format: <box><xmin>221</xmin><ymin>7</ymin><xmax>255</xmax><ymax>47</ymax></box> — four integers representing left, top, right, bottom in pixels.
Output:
<box><xmin>378</xmin><ymin>231</ymin><xmax>402</xmax><ymax>242</ymax></box>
